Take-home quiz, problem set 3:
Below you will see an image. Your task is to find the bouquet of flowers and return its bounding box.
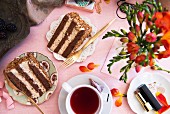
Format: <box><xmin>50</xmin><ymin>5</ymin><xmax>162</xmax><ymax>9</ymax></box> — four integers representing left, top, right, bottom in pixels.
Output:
<box><xmin>103</xmin><ymin>0</ymin><xmax>170</xmax><ymax>83</ymax></box>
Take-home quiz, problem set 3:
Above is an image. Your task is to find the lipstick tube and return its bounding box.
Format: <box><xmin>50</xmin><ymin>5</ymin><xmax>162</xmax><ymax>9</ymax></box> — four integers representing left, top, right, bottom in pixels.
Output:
<box><xmin>134</xmin><ymin>91</ymin><xmax>153</xmax><ymax>112</ymax></box>
<box><xmin>138</xmin><ymin>84</ymin><xmax>162</xmax><ymax>111</ymax></box>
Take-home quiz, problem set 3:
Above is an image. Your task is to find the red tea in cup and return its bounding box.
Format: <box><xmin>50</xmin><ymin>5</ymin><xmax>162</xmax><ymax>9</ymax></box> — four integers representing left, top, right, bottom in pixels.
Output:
<box><xmin>70</xmin><ymin>87</ymin><xmax>100</xmax><ymax>114</ymax></box>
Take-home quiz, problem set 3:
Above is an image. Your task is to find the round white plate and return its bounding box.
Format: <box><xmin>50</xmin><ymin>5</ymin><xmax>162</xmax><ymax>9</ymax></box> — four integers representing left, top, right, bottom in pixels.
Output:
<box><xmin>46</xmin><ymin>15</ymin><xmax>98</xmax><ymax>62</ymax></box>
<box><xmin>127</xmin><ymin>72</ymin><xmax>170</xmax><ymax>114</ymax></box>
<box><xmin>58</xmin><ymin>74</ymin><xmax>113</xmax><ymax>114</ymax></box>
<box><xmin>5</xmin><ymin>52</ymin><xmax>58</xmax><ymax>105</ymax></box>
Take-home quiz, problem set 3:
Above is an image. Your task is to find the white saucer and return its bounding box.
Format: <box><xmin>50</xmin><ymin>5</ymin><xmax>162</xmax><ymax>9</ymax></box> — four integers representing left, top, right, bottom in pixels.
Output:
<box><xmin>58</xmin><ymin>74</ymin><xmax>113</xmax><ymax>114</ymax></box>
<box><xmin>127</xmin><ymin>72</ymin><xmax>170</xmax><ymax>114</ymax></box>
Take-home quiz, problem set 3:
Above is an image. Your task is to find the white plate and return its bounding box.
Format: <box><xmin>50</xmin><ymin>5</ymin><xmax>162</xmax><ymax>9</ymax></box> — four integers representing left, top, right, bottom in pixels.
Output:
<box><xmin>58</xmin><ymin>74</ymin><xmax>113</xmax><ymax>114</ymax></box>
<box><xmin>127</xmin><ymin>72</ymin><xmax>170</xmax><ymax>114</ymax></box>
<box><xmin>46</xmin><ymin>15</ymin><xmax>98</xmax><ymax>62</ymax></box>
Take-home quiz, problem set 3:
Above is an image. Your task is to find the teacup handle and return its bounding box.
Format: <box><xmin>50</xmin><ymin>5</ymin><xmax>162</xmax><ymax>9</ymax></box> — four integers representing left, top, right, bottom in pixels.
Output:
<box><xmin>62</xmin><ymin>82</ymin><xmax>73</xmax><ymax>93</ymax></box>
<box><xmin>101</xmin><ymin>93</ymin><xmax>109</xmax><ymax>102</ymax></box>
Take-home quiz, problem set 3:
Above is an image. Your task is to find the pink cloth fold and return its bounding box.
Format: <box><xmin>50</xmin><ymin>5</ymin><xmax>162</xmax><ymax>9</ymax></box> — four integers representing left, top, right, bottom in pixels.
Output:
<box><xmin>0</xmin><ymin>81</ymin><xmax>15</xmax><ymax>110</ymax></box>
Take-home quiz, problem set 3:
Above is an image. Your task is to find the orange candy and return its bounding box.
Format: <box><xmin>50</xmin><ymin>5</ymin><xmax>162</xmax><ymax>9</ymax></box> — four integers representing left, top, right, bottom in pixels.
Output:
<box><xmin>87</xmin><ymin>62</ymin><xmax>99</xmax><ymax>70</ymax></box>
<box><xmin>115</xmin><ymin>96</ymin><xmax>123</xmax><ymax>107</ymax></box>
<box><xmin>79</xmin><ymin>62</ymin><xmax>99</xmax><ymax>72</ymax></box>
<box><xmin>79</xmin><ymin>66</ymin><xmax>91</xmax><ymax>72</ymax></box>
<box><xmin>111</xmin><ymin>88</ymin><xmax>125</xmax><ymax>107</ymax></box>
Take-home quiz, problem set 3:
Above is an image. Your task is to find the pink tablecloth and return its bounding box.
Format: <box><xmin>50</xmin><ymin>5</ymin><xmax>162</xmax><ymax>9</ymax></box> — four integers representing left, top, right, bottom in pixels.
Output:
<box><xmin>1</xmin><ymin>0</ymin><xmax>170</xmax><ymax>114</ymax></box>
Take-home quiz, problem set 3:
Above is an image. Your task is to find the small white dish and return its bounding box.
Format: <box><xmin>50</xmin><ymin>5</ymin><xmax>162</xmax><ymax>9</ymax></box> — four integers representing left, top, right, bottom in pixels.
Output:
<box><xmin>46</xmin><ymin>15</ymin><xmax>98</xmax><ymax>62</ymax></box>
<box><xmin>58</xmin><ymin>74</ymin><xmax>113</xmax><ymax>114</ymax></box>
<box><xmin>127</xmin><ymin>72</ymin><xmax>170</xmax><ymax>114</ymax></box>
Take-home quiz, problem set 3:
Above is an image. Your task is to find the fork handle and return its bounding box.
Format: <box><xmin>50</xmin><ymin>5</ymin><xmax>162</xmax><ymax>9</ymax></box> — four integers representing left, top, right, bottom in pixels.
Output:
<box><xmin>27</xmin><ymin>97</ymin><xmax>45</xmax><ymax>114</ymax></box>
<box><xmin>82</xmin><ymin>18</ymin><xmax>116</xmax><ymax>51</ymax></box>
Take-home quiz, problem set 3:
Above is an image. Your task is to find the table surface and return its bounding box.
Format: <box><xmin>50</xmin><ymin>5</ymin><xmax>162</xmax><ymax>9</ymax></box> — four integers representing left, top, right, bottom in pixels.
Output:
<box><xmin>1</xmin><ymin>0</ymin><xmax>170</xmax><ymax>114</ymax></box>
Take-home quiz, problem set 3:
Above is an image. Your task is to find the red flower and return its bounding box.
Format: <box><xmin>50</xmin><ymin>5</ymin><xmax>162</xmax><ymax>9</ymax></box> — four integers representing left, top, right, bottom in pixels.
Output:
<box><xmin>127</xmin><ymin>42</ymin><xmax>140</xmax><ymax>54</ymax></box>
<box><xmin>146</xmin><ymin>21</ymin><xmax>153</xmax><ymax>28</ymax></box>
<box><xmin>145</xmin><ymin>33</ymin><xmax>157</xmax><ymax>42</ymax></box>
<box><xmin>137</xmin><ymin>11</ymin><xmax>144</xmax><ymax>23</ymax></box>
<box><xmin>130</xmin><ymin>53</ymin><xmax>137</xmax><ymax>60</ymax></box>
<box><xmin>136</xmin><ymin>24</ymin><xmax>140</xmax><ymax>34</ymax></box>
<box><xmin>135</xmin><ymin>54</ymin><xmax>146</xmax><ymax>64</ymax></box>
<box><xmin>135</xmin><ymin>64</ymin><xmax>142</xmax><ymax>73</ymax></box>
<box><xmin>128</xmin><ymin>32</ymin><xmax>137</xmax><ymax>42</ymax></box>
<box><xmin>152</xmin><ymin>42</ymin><xmax>160</xmax><ymax>52</ymax></box>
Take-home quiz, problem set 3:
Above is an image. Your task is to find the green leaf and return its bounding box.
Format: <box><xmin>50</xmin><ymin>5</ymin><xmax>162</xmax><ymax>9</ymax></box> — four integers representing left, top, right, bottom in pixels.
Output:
<box><xmin>107</xmin><ymin>55</ymin><xmax>129</xmax><ymax>74</ymax></box>
<box><xmin>120</xmin><ymin>29</ymin><xmax>127</xmax><ymax>35</ymax></box>
<box><xmin>102</xmin><ymin>32</ymin><xmax>114</xmax><ymax>39</ymax></box>
<box><xmin>120</xmin><ymin>65</ymin><xmax>128</xmax><ymax>72</ymax></box>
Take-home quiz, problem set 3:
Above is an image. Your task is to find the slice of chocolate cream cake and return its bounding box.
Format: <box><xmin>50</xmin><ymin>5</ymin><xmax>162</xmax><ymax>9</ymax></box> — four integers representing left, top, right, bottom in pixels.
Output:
<box><xmin>4</xmin><ymin>53</ymin><xmax>52</xmax><ymax>99</ymax></box>
<box><xmin>47</xmin><ymin>12</ymin><xmax>92</xmax><ymax>58</ymax></box>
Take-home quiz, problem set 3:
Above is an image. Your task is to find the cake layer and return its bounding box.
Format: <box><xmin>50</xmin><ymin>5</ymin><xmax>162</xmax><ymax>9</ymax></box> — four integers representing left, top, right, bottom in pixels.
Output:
<box><xmin>6</xmin><ymin>72</ymin><xmax>32</xmax><ymax>97</ymax></box>
<box><xmin>54</xmin><ymin>21</ymin><xmax>77</xmax><ymax>54</ymax></box>
<box><xmin>15</xmin><ymin>65</ymin><xmax>44</xmax><ymax>96</ymax></box>
<box><xmin>47</xmin><ymin>15</ymin><xmax>69</xmax><ymax>49</ymax></box>
<box><xmin>62</xmin><ymin>30</ymin><xmax>85</xmax><ymax>57</ymax></box>
<box><xmin>4</xmin><ymin>53</ymin><xmax>52</xmax><ymax>99</ymax></box>
<box><xmin>47</xmin><ymin>12</ymin><xmax>92</xmax><ymax>58</ymax></box>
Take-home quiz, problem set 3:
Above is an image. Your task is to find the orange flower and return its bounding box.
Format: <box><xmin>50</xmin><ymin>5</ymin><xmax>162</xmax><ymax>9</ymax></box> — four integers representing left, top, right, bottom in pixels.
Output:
<box><xmin>135</xmin><ymin>54</ymin><xmax>146</xmax><ymax>64</ymax></box>
<box><xmin>120</xmin><ymin>38</ymin><xmax>128</xmax><ymax>43</ymax></box>
<box><xmin>127</xmin><ymin>42</ymin><xmax>140</xmax><ymax>54</ymax></box>
<box><xmin>157</xmin><ymin>31</ymin><xmax>170</xmax><ymax>59</ymax></box>
<box><xmin>128</xmin><ymin>32</ymin><xmax>137</xmax><ymax>42</ymax></box>
<box><xmin>157</xmin><ymin>50</ymin><xmax>170</xmax><ymax>59</ymax></box>
<box><xmin>148</xmin><ymin>53</ymin><xmax>155</xmax><ymax>66</ymax></box>
<box><xmin>161</xmin><ymin>31</ymin><xmax>170</xmax><ymax>50</ymax></box>
<box><xmin>154</xmin><ymin>12</ymin><xmax>170</xmax><ymax>33</ymax></box>
<box><xmin>149</xmin><ymin>58</ymin><xmax>154</xmax><ymax>66</ymax></box>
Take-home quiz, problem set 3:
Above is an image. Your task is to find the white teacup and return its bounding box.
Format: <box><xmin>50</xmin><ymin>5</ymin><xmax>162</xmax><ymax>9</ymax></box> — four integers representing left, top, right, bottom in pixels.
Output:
<box><xmin>62</xmin><ymin>82</ymin><xmax>107</xmax><ymax>114</ymax></box>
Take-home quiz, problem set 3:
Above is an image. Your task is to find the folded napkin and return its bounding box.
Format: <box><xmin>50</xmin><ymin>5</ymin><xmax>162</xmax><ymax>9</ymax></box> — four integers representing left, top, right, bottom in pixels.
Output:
<box><xmin>101</xmin><ymin>38</ymin><xmax>138</xmax><ymax>83</ymax></box>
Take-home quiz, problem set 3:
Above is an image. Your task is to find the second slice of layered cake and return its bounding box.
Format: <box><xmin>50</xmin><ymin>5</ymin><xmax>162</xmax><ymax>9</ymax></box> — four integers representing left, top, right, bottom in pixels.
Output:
<box><xmin>4</xmin><ymin>53</ymin><xmax>52</xmax><ymax>100</ymax></box>
<box><xmin>47</xmin><ymin>12</ymin><xmax>92</xmax><ymax>58</ymax></box>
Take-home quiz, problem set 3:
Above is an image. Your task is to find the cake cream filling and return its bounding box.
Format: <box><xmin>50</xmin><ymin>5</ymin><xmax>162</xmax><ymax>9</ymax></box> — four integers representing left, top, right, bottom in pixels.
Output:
<box><xmin>29</xmin><ymin>60</ymin><xmax>50</xmax><ymax>83</ymax></box>
<box><xmin>19</xmin><ymin>61</ymin><xmax>46</xmax><ymax>93</ymax></box>
<box><xmin>50</xmin><ymin>17</ymin><xmax>73</xmax><ymax>51</ymax></box>
<box><xmin>58</xmin><ymin>28</ymin><xmax>79</xmax><ymax>55</ymax></box>
<box><xmin>10</xmin><ymin>69</ymin><xmax>40</xmax><ymax>98</ymax></box>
